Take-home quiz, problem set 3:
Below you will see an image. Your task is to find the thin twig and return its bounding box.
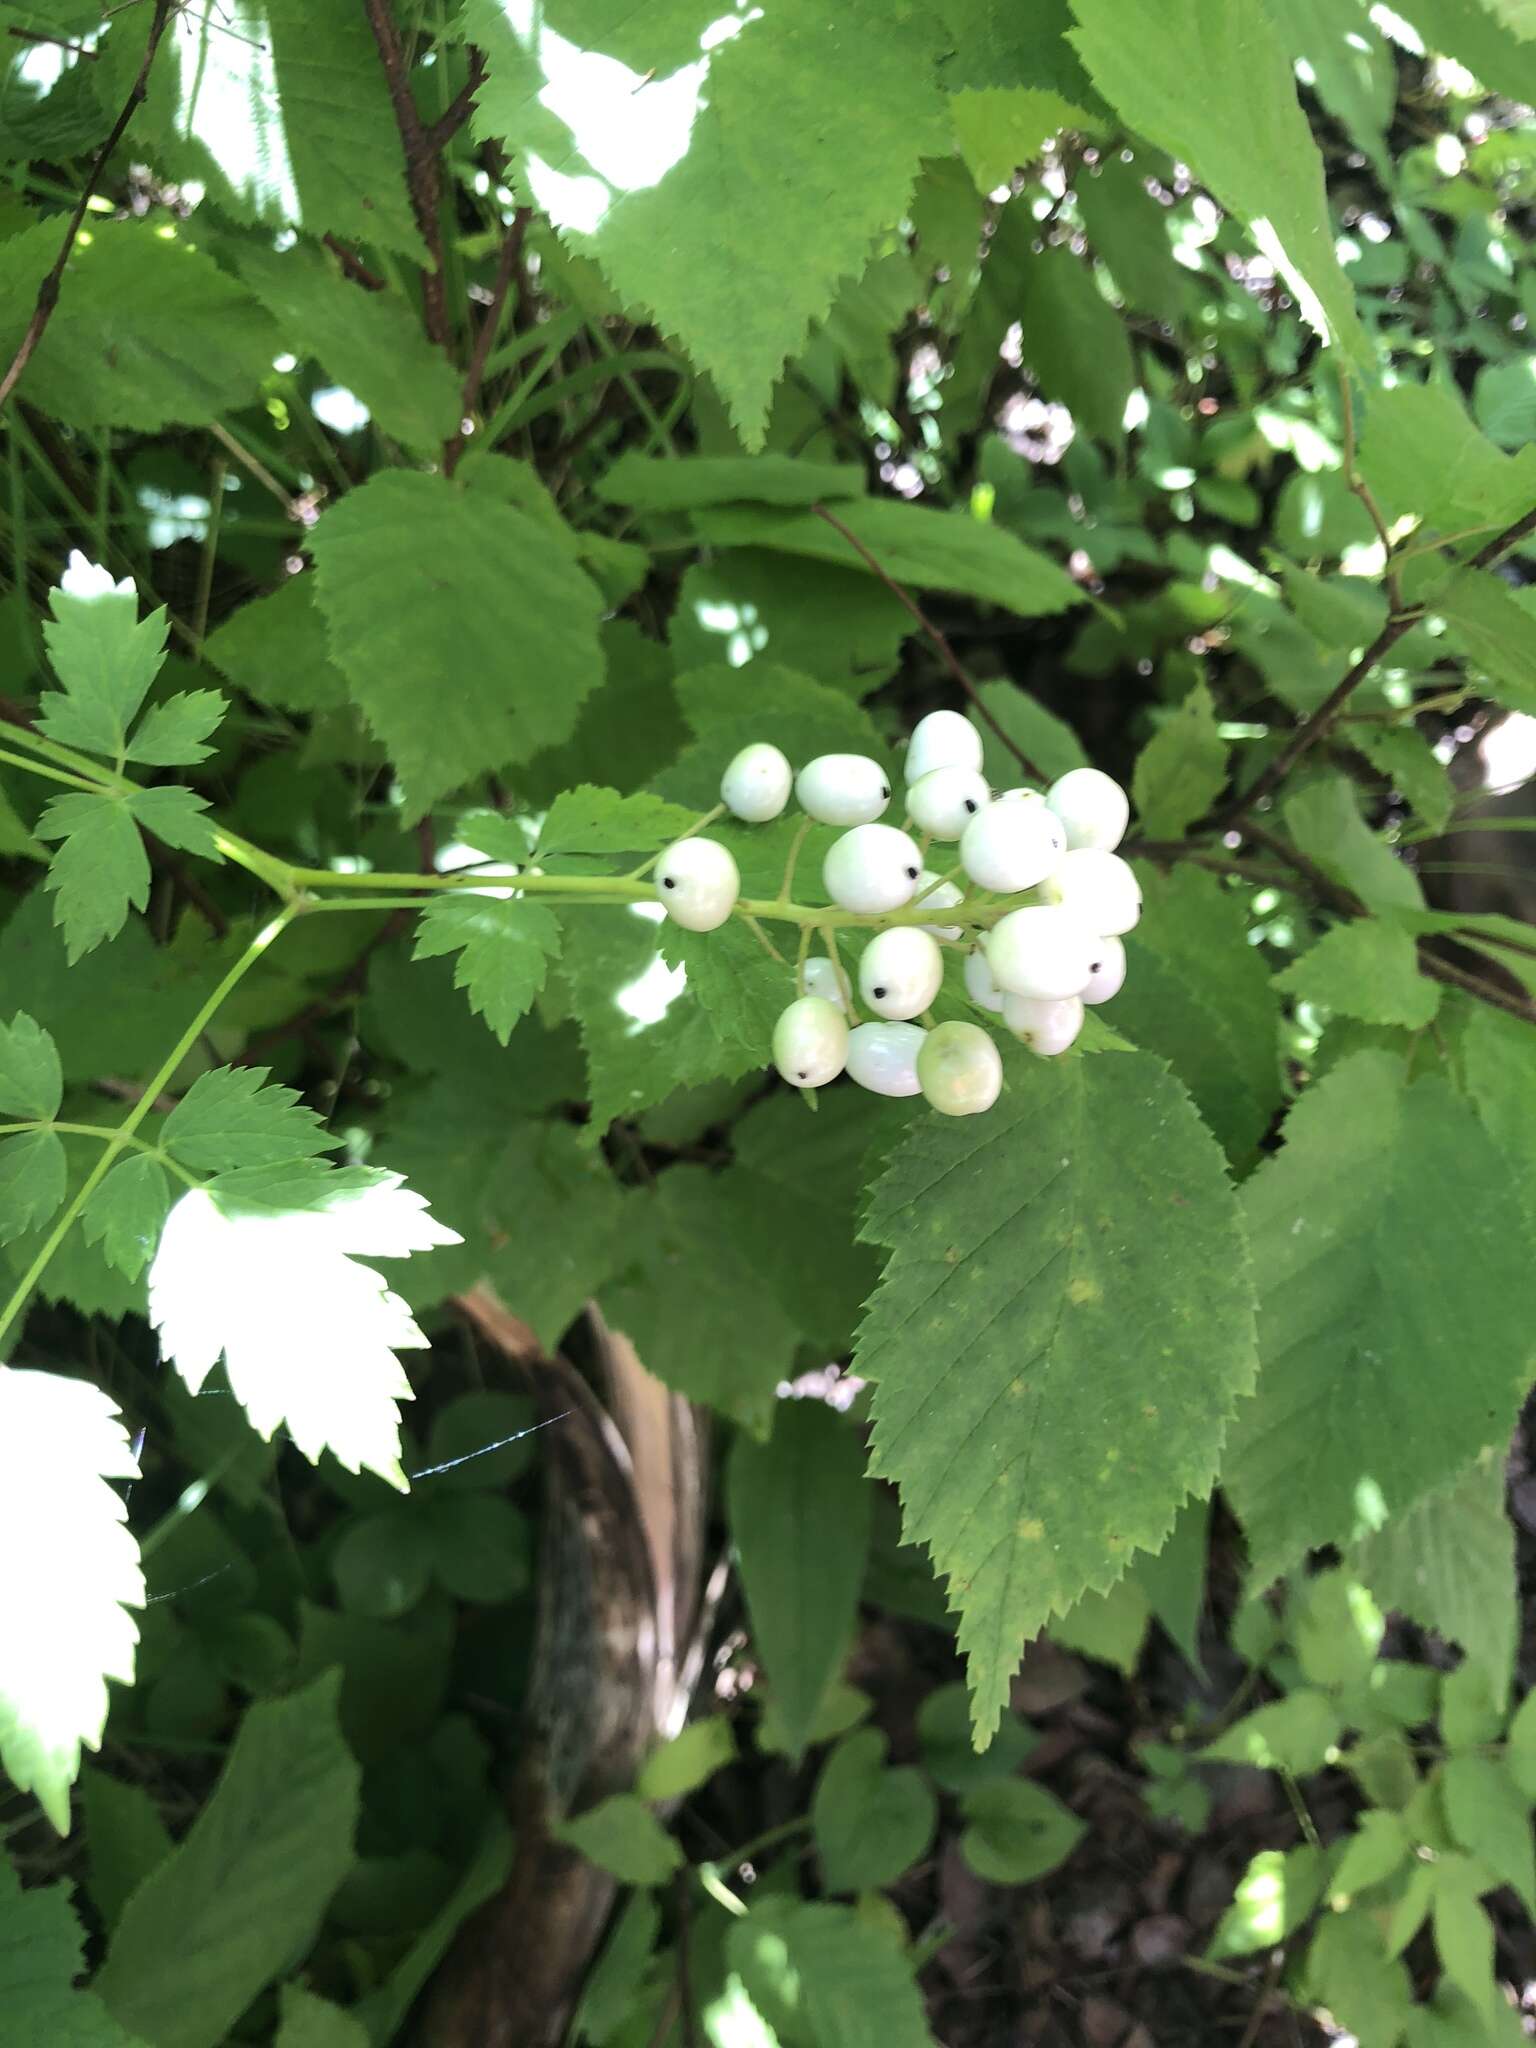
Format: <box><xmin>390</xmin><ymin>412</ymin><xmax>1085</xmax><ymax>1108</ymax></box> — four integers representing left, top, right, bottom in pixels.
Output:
<box><xmin>424</xmin><ymin>45</ymin><xmax>486</xmax><ymax>151</ymax></box>
<box><xmin>206</xmin><ymin>420</ymin><xmax>299</xmax><ymax>519</ymax></box>
<box><xmin>7</xmin><ymin>25</ymin><xmax>98</xmax><ymax>58</ymax></box>
<box><xmin>360</xmin><ymin>0</ymin><xmax>451</xmax><ymax>346</ymax></box>
<box><xmin>0</xmin><ymin>0</ymin><xmax>175</xmax><ymax>414</ymax></box>
<box><xmin>1338</xmin><ymin>366</ymin><xmax>1400</xmax><ymax>610</ymax></box>
<box><xmin>321</xmin><ymin>233</ymin><xmax>386</xmax><ymax>292</ymax></box>
<box><xmin>442</xmin><ymin>208</ymin><xmax>530</xmax><ymax>478</ymax></box>
<box><xmin>1467</xmin><ymin>500</ymin><xmax>1536</xmax><ymax>572</ymax></box>
<box><xmin>809</xmin><ymin>500</ymin><xmax>1046</xmax><ymax>781</ymax></box>
<box><xmin>1418</xmin><ymin>946</ymin><xmax>1536</xmax><ymax>1024</ymax></box>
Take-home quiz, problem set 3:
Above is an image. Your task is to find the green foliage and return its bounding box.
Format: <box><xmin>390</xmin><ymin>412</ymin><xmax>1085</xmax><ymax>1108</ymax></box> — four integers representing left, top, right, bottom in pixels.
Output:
<box><xmin>2</xmin><ymin>11</ymin><xmax>1536</xmax><ymax>2044</ymax></box>
<box><xmin>859</xmin><ymin>1043</ymin><xmax>1256</xmax><ymax>1740</ymax></box>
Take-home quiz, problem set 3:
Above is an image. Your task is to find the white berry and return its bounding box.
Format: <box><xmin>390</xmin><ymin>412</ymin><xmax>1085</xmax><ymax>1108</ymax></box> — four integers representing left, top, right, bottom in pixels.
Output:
<box><xmin>913</xmin><ymin>868</ymin><xmax>964</xmax><ymax>940</ymax></box>
<box><xmin>1082</xmin><ymin>936</ymin><xmax>1127</xmax><ymax>1005</ymax></box>
<box><xmin>906</xmin><ymin>766</ymin><xmax>991</xmax><ymax>841</ymax></box>
<box><xmin>987</xmin><ymin>905</ymin><xmax>1097</xmax><ymax>1000</ymax></box>
<box><xmin>772</xmin><ymin>996</ymin><xmax>849</xmax><ymax>1088</ymax></box>
<box><xmin>721</xmin><ymin>742</ymin><xmax>792</xmax><ymax>823</ymax></box>
<box><xmin>822</xmin><ymin>823</ymin><xmax>923</xmax><ymax>914</ymax></box>
<box><xmin>796</xmin><ymin>753</ymin><xmax>891</xmax><ymax>827</ymax></box>
<box><xmin>846</xmin><ymin>1021</ymin><xmax>926</xmax><ymax>1097</ymax></box>
<box><xmin>917</xmin><ymin>1021</ymin><xmax>1003</xmax><ymax>1116</ymax></box>
<box><xmin>654</xmin><ymin>836</ymin><xmax>739</xmax><ymax>932</ymax></box>
<box><xmin>802</xmin><ymin>956</ymin><xmax>850</xmax><ymax>1011</ymax></box>
<box><xmin>964</xmin><ymin>946</ymin><xmax>1004</xmax><ymax>1014</ymax></box>
<box><xmin>1043</xmin><ymin>848</ymin><xmax>1142</xmax><ymax>935</ymax></box>
<box><xmin>959</xmin><ymin>794</ymin><xmax>1067</xmax><ymax>894</ymax></box>
<box><xmin>858</xmin><ymin>927</ymin><xmax>943</xmax><ymax>1021</ymax></box>
<box><xmin>1047</xmin><ymin>767</ymin><xmax>1129</xmax><ymax>852</ymax></box>
<box><xmin>905</xmin><ymin>709</ymin><xmax>984</xmax><ymax>784</ymax></box>
<box><xmin>1003</xmin><ymin>992</ymin><xmax>1084</xmax><ymax>1057</ymax></box>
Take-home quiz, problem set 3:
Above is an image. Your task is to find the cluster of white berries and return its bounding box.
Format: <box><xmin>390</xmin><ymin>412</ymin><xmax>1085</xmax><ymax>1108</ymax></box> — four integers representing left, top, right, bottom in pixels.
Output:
<box><xmin>651</xmin><ymin>709</ymin><xmax>1137</xmax><ymax>1118</ymax></box>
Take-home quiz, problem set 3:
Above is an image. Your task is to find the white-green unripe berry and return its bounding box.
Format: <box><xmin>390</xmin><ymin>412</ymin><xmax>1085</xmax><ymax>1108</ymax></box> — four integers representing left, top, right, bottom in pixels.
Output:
<box><xmin>917</xmin><ymin>1020</ymin><xmax>1003</xmax><ymax>1116</ymax></box>
<box><xmin>1003</xmin><ymin>992</ymin><xmax>1084</xmax><ymax>1056</ymax></box>
<box><xmin>964</xmin><ymin>946</ymin><xmax>1005</xmax><ymax>1014</ymax></box>
<box><xmin>845</xmin><ymin>1021</ymin><xmax>926</xmax><ymax>1096</ymax></box>
<box><xmin>1081</xmin><ymin>935</ymin><xmax>1126</xmax><ymax>1005</ymax></box>
<box><xmin>1042</xmin><ymin>847</ymin><xmax>1142</xmax><ymax>935</ymax></box>
<box><xmin>905</xmin><ymin>765</ymin><xmax>991</xmax><ymax>841</ymax></box>
<box><xmin>772</xmin><ymin>996</ymin><xmax>849</xmax><ymax>1088</ymax></box>
<box><xmin>904</xmin><ymin>708</ymin><xmax>984</xmax><ymax>783</ymax></box>
<box><xmin>914</xmin><ymin>868</ymin><xmax>963</xmax><ymax>940</ymax></box>
<box><xmin>654</xmin><ymin>836</ymin><xmax>740</xmax><ymax>932</ymax></box>
<box><xmin>986</xmin><ymin>904</ymin><xmax>1096</xmax><ymax>1000</ymax></box>
<box><xmin>958</xmin><ymin>793</ymin><xmax>1067</xmax><ymax>894</ymax></box>
<box><xmin>822</xmin><ymin>823</ymin><xmax>923</xmax><ymax>914</ymax></box>
<box><xmin>795</xmin><ymin>753</ymin><xmax>891</xmax><ymax>827</ymax></box>
<box><xmin>858</xmin><ymin>926</ymin><xmax>943</xmax><ymax>1021</ymax></box>
<box><xmin>802</xmin><ymin>956</ymin><xmax>849</xmax><ymax>1011</ymax></box>
<box><xmin>1046</xmin><ymin>766</ymin><xmax>1129</xmax><ymax>852</ymax></box>
<box><xmin>721</xmin><ymin>742</ymin><xmax>792</xmax><ymax>823</ymax></box>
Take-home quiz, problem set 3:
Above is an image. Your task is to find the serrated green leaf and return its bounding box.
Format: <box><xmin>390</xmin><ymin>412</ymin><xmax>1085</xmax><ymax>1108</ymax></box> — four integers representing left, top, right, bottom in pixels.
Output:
<box><xmin>537</xmin><ymin>785</ymin><xmax>698</xmax><ymax>858</ymax></box>
<box><xmin>80</xmin><ymin>1766</ymin><xmax>173</xmax><ymax>1933</ymax></box>
<box><xmin>1076</xmin><ymin>152</ymin><xmax>1185</xmax><ymax>324</ymax></box>
<box><xmin>1284</xmin><ymin>773</ymin><xmax>1423</xmax><ymax>913</ymax></box>
<box><xmin>1015</xmin><ymin>242</ymin><xmax>1133</xmax><ymax>445</ymax></box>
<box><xmin>812</xmin><ymin>1727</ymin><xmax>937</xmax><ymax>1892</ymax></box>
<box><xmin>0</xmin><ymin>1126</ymin><xmax>67</xmax><ymax>1241</ymax></box>
<box><xmin>857</xmin><ymin>1041</ymin><xmax>1258</xmax><ymax>1742</ymax></box>
<box><xmin>141</xmin><ymin>0</ymin><xmax>424</xmax><ymax>254</ymax></box>
<box><xmin>1352</xmin><ymin>724</ymin><xmax>1456</xmax><ymax>836</ymax></box>
<box><xmin>309</xmin><ymin>471</ymin><xmax>606</xmax><ymax>816</ymax></box>
<box><xmin>1332</xmin><ymin>1812</ymin><xmax>1412</xmax><ymax>1905</ymax></box>
<box><xmin>556</xmin><ymin>1794</ymin><xmax>681</xmax><ymax>1886</ymax></box>
<box><xmin>125</xmin><ymin>784</ymin><xmax>222</xmax><ymax>861</ymax></box>
<box><xmin>0</xmin><ymin>1367</ymin><xmax>143</xmax><ymax>1833</ymax></box>
<box><xmin>728</xmin><ymin>1399</ymin><xmax>872</xmax><ymax>1762</ymax></box>
<box><xmin>1209</xmin><ymin>1844</ymin><xmax>1328</xmax><ymax>1958</ymax></box>
<box><xmin>236</xmin><ymin>241</ymin><xmax>462</xmax><ymax>456</ymax></box>
<box><xmin>0</xmin><ymin>1009</ymin><xmax>61</xmax><ymax>1119</ymax></box>
<box><xmin>636</xmin><ymin>1717</ymin><xmax>736</xmax><ymax>1802</ymax></box>
<box><xmin>39</xmin><ymin>570</ymin><xmax>168</xmax><ymax>760</ymax></box>
<box><xmin>974</xmin><ymin>679</ymin><xmax>1090</xmax><ymax>787</ymax></box>
<box><xmin>1276</xmin><ymin>918</ymin><xmax>1440</xmax><ymax>1027</ymax></box>
<box><xmin>1443</xmin><ymin>1756</ymin><xmax>1536</xmax><ymax>1913</ymax></box>
<box><xmin>202</xmin><ymin>573</ymin><xmax>348</xmax><ymax>714</ymax></box>
<box><xmin>1351</xmin><ymin>1457</ymin><xmax>1517</xmax><ymax>1710</ymax></box>
<box><xmin>412</xmin><ymin>895</ymin><xmax>562</xmax><ymax>1045</ymax></box>
<box><xmin>952</xmin><ymin>86</ymin><xmax>1093</xmax><ymax>192</ymax></box>
<box><xmin>1070</xmin><ymin>0</ymin><xmax>1369</xmax><ymax>365</ymax></box>
<box><xmin>36</xmin><ymin>792</ymin><xmax>148</xmax><ymax>961</ymax></box>
<box><xmin>959</xmin><ymin>1777</ymin><xmax>1084</xmax><ymax>1886</ymax></box>
<box><xmin>1050</xmin><ymin>1574</ymin><xmax>1150</xmax><ymax>1674</ymax></box>
<box><xmin>1431</xmin><ymin>1858</ymin><xmax>1497</xmax><ymax>2023</ymax></box>
<box><xmin>1358</xmin><ymin>380</ymin><xmax>1536</xmax><ymax>542</ymax></box>
<box><xmin>670</xmin><ymin>550</ymin><xmax>912</xmax><ymax>696</ymax></box>
<box><xmin>601</xmin><ymin>1163</ymin><xmax>800</xmax><ymax>1430</ymax></box>
<box><xmin>0</xmin><ymin>1857</ymin><xmax>142</xmax><ymax>2045</ymax></box>
<box><xmin>0</xmin><ymin>220</ymin><xmax>277</xmax><ymax>431</ymax></box>
<box><xmin>691</xmin><ymin>496</ymin><xmax>1083</xmax><ymax>616</ymax></box>
<box><xmin>122</xmin><ymin>690</ymin><xmax>227</xmax><ymax>769</ymax></box>
<box><xmin>1224</xmin><ymin>1051</ymin><xmax>1536</xmax><ymax>1585</ymax></box>
<box><xmin>1307</xmin><ymin>1909</ymin><xmax>1413</xmax><ymax>2044</ymax></box>
<box><xmin>728</xmin><ymin>1897</ymin><xmax>938</xmax><ymax>2048</ymax></box>
<box><xmin>1433</xmin><ymin>570</ymin><xmax>1536</xmax><ymax>714</ymax></box>
<box><xmin>94</xmin><ymin>1673</ymin><xmax>360</xmax><ymax>2048</ymax></box>
<box><xmin>1128</xmin><ymin>1494</ymin><xmax>1209</xmax><ymax>1676</ymax></box>
<box><xmin>161</xmin><ymin>1065</ymin><xmax>334</xmax><ymax>1173</ymax></box>
<box><xmin>1107</xmin><ymin>863</ymin><xmax>1282</xmax><ymax>1165</ymax></box>
<box><xmin>599</xmin><ymin>452</ymin><xmax>866</xmax><ymax>512</ymax></box>
<box><xmin>147</xmin><ymin>1172</ymin><xmax>461</xmax><ymax>1489</ymax></box>
<box><xmin>468</xmin><ymin>0</ymin><xmax>948</xmax><ymax>444</ymax></box>
<box><xmin>1132</xmin><ymin>682</ymin><xmax>1228</xmax><ymax>838</ymax></box>
<box><xmin>1203</xmin><ymin>1689</ymin><xmax>1343</xmax><ymax>1773</ymax></box>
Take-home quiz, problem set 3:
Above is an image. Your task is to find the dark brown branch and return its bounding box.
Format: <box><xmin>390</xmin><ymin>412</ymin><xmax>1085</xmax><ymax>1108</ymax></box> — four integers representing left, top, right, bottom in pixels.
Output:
<box><xmin>443</xmin><ymin>207</ymin><xmax>530</xmax><ymax>478</ymax></box>
<box><xmin>7</xmin><ymin>25</ymin><xmax>98</xmax><ymax>58</ymax></box>
<box><xmin>0</xmin><ymin>0</ymin><xmax>175</xmax><ymax>414</ymax></box>
<box><xmin>809</xmin><ymin>501</ymin><xmax>1046</xmax><ymax>782</ymax></box>
<box><xmin>425</xmin><ymin>45</ymin><xmax>487</xmax><ymax>151</ymax></box>
<box><xmin>1417</xmin><ymin>946</ymin><xmax>1536</xmax><ymax>1025</ymax></box>
<box><xmin>1220</xmin><ymin>494</ymin><xmax>1536</xmax><ymax>830</ymax></box>
<box><xmin>322</xmin><ymin>233</ymin><xmax>386</xmax><ymax>292</ymax></box>
<box><xmin>360</xmin><ymin>0</ymin><xmax>451</xmax><ymax>347</ymax></box>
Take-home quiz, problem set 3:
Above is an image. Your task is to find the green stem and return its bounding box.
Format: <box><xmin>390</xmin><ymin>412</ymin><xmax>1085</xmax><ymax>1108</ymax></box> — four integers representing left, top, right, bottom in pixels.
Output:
<box><xmin>0</xmin><ymin>906</ymin><xmax>300</xmax><ymax>1351</ymax></box>
<box><xmin>0</xmin><ymin>1121</ymin><xmax>198</xmax><ymax>1187</ymax></box>
<box><xmin>0</xmin><ymin>744</ymin><xmax>100</xmax><ymax>794</ymax></box>
<box><xmin>775</xmin><ymin>815</ymin><xmax>813</xmax><ymax>904</ymax></box>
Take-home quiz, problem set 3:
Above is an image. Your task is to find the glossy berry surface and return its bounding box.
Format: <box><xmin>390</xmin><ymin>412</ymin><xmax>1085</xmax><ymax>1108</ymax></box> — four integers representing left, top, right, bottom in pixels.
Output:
<box><xmin>1046</xmin><ymin>766</ymin><xmax>1130</xmax><ymax>852</ymax></box>
<box><xmin>795</xmin><ymin>753</ymin><xmax>891</xmax><ymax>827</ymax></box>
<box><xmin>721</xmin><ymin>742</ymin><xmax>792</xmax><ymax>823</ymax></box>
<box><xmin>986</xmin><ymin>904</ymin><xmax>1097</xmax><ymax>1000</ymax></box>
<box><xmin>1003</xmin><ymin>992</ymin><xmax>1084</xmax><ymax>1056</ymax></box>
<box><xmin>964</xmin><ymin>946</ymin><xmax>1005</xmax><ymax>1013</ymax></box>
<box><xmin>822</xmin><ymin>823</ymin><xmax>923</xmax><ymax>914</ymax></box>
<box><xmin>958</xmin><ymin>794</ymin><xmax>1066</xmax><ymax>894</ymax></box>
<box><xmin>654</xmin><ymin>836</ymin><xmax>740</xmax><ymax>932</ymax></box>
<box><xmin>845</xmin><ymin>1021</ymin><xmax>926</xmax><ymax>1096</ymax></box>
<box><xmin>1082</xmin><ymin>935</ymin><xmax>1127</xmax><ymax>1005</ymax></box>
<box><xmin>771</xmin><ymin>996</ymin><xmax>849</xmax><ymax>1088</ymax></box>
<box><xmin>917</xmin><ymin>1021</ymin><xmax>1003</xmax><ymax>1116</ymax></box>
<box><xmin>858</xmin><ymin>927</ymin><xmax>943</xmax><ymax>1021</ymax></box>
<box><xmin>1043</xmin><ymin>848</ymin><xmax>1142</xmax><ymax>936</ymax></box>
<box><xmin>904</xmin><ymin>708</ymin><xmax>983</xmax><ymax>783</ymax></box>
<box><xmin>802</xmin><ymin>956</ymin><xmax>849</xmax><ymax>1010</ymax></box>
<box><xmin>905</xmin><ymin>765</ymin><xmax>990</xmax><ymax>841</ymax></box>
